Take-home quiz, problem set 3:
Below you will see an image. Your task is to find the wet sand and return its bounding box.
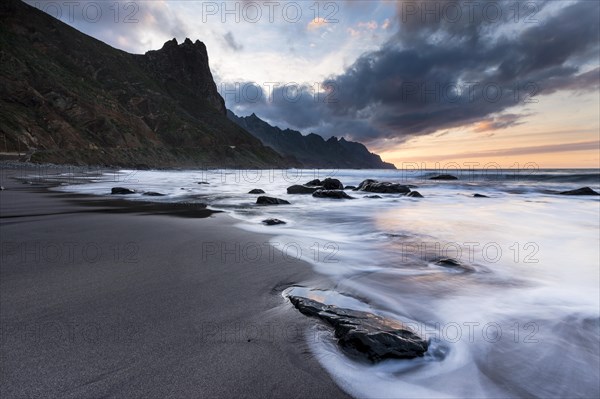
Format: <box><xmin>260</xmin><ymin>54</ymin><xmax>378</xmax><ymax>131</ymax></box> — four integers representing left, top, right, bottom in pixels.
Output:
<box><xmin>0</xmin><ymin>167</ymin><xmax>350</xmax><ymax>398</ymax></box>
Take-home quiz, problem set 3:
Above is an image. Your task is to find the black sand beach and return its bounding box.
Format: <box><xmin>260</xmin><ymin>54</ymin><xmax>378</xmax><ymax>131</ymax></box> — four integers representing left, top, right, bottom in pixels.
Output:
<box><xmin>0</xmin><ymin>167</ymin><xmax>350</xmax><ymax>398</ymax></box>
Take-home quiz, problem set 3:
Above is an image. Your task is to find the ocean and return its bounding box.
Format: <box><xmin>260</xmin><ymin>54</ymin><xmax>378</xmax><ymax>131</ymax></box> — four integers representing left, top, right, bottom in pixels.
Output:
<box><xmin>51</xmin><ymin>167</ymin><xmax>600</xmax><ymax>398</ymax></box>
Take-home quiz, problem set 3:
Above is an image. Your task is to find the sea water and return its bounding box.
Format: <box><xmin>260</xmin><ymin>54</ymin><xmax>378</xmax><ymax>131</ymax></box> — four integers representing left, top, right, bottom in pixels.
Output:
<box><xmin>52</xmin><ymin>168</ymin><xmax>600</xmax><ymax>398</ymax></box>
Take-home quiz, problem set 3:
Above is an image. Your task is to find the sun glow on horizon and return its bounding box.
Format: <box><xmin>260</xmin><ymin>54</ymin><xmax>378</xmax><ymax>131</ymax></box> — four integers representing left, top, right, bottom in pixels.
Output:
<box><xmin>374</xmin><ymin>91</ymin><xmax>600</xmax><ymax>169</ymax></box>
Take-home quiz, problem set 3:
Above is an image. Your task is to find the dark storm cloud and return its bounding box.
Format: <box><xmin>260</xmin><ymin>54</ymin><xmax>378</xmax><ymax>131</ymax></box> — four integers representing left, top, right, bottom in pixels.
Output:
<box><xmin>326</xmin><ymin>0</ymin><xmax>599</xmax><ymax>142</ymax></box>
<box><xmin>224</xmin><ymin>82</ymin><xmax>334</xmax><ymax>130</ymax></box>
<box><xmin>242</xmin><ymin>0</ymin><xmax>599</xmax><ymax>144</ymax></box>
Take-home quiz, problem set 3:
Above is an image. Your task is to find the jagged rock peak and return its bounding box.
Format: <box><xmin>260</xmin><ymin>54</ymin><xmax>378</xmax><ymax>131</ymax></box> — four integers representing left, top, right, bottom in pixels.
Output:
<box><xmin>158</xmin><ymin>38</ymin><xmax>207</xmax><ymax>53</ymax></box>
<box><xmin>144</xmin><ymin>37</ymin><xmax>225</xmax><ymax>115</ymax></box>
<box><xmin>162</xmin><ymin>37</ymin><xmax>178</xmax><ymax>48</ymax></box>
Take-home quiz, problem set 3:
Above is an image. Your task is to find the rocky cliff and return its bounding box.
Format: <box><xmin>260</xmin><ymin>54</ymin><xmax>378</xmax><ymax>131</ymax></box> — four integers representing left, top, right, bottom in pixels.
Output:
<box><xmin>0</xmin><ymin>0</ymin><xmax>285</xmax><ymax>168</ymax></box>
<box><xmin>228</xmin><ymin>111</ymin><xmax>396</xmax><ymax>169</ymax></box>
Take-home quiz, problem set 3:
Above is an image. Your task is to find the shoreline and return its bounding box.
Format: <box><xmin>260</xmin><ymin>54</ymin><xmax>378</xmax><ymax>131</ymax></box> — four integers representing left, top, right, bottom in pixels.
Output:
<box><xmin>0</xmin><ymin>166</ymin><xmax>350</xmax><ymax>398</ymax></box>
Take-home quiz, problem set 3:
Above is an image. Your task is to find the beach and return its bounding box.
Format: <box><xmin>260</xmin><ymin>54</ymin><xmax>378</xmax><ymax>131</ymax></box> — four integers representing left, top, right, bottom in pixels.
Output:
<box><xmin>2</xmin><ymin>165</ymin><xmax>599</xmax><ymax>398</ymax></box>
<box><xmin>0</xmin><ymin>166</ymin><xmax>350</xmax><ymax>398</ymax></box>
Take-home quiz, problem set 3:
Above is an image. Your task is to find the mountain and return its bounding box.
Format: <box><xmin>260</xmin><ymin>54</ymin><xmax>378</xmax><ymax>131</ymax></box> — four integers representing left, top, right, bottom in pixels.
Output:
<box><xmin>228</xmin><ymin>111</ymin><xmax>396</xmax><ymax>169</ymax></box>
<box><xmin>0</xmin><ymin>0</ymin><xmax>286</xmax><ymax>168</ymax></box>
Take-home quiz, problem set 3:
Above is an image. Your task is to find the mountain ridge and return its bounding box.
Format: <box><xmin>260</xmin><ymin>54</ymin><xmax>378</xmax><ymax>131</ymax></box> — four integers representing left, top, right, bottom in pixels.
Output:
<box><xmin>228</xmin><ymin>111</ymin><xmax>396</xmax><ymax>169</ymax></box>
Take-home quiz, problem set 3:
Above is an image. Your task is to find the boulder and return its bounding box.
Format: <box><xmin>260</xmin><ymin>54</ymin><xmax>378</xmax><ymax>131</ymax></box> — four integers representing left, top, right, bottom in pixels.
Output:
<box><xmin>321</xmin><ymin>178</ymin><xmax>344</xmax><ymax>190</ymax></box>
<box><xmin>305</xmin><ymin>179</ymin><xmax>322</xmax><ymax>186</ymax></box>
<box><xmin>249</xmin><ymin>189</ymin><xmax>265</xmax><ymax>194</ymax></box>
<box><xmin>559</xmin><ymin>187</ymin><xmax>600</xmax><ymax>196</ymax></box>
<box><xmin>287</xmin><ymin>185</ymin><xmax>322</xmax><ymax>194</ymax></box>
<box><xmin>288</xmin><ymin>295</ymin><xmax>428</xmax><ymax>362</ymax></box>
<box><xmin>197</xmin><ymin>181</ymin><xmax>210</xmax><ymax>185</ymax></box>
<box><xmin>256</xmin><ymin>196</ymin><xmax>290</xmax><ymax>205</ymax></box>
<box><xmin>365</xmin><ymin>195</ymin><xmax>382</xmax><ymax>199</ymax></box>
<box><xmin>429</xmin><ymin>174</ymin><xmax>458</xmax><ymax>180</ymax></box>
<box><xmin>355</xmin><ymin>179</ymin><xmax>411</xmax><ymax>194</ymax></box>
<box><xmin>262</xmin><ymin>218</ymin><xmax>286</xmax><ymax>226</ymax></box>
<box><xmin>473</xmin><ymin>193</ymin><xmax>489</xmax><ymax>198</ymax></box>
<box><xmin>345</xmin><ymin>185</ymin><xmax>356</xmax><ymax>190</ymax></box>
<box><xmin>111</xmin><ymin>187</ymin><xmax>136</xmax><ymax>195</ymax></box>
<box><xmin>355</xmin><ymin>179</ymin><xmax>377</xmax><ymax>190</ymax></box>
<box><xmin>407</xmin><ymin>191</ymin><xmax>424</xmax><ymax>198</ymax></box>
<box><xmin>143</xmin><ymin>191</ymin><xmax>166</xmax><ymax>196</ymax></box>
<box><xmin>313</xmin><ymin>190</ymin><xmax>355</xmax><ymax>199</ymax></box>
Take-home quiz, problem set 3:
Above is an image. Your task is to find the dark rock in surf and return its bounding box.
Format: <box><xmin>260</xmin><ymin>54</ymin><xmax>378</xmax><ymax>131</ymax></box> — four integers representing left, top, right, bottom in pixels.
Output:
<box><xmin>143</xmin><ymin>191</ymin><xmax>166</xmax><ymax>196</ymax></box>
<box><xmin>305</xmin><ymin>179</ymin><xmax>322</xmax><ymax>186</ymax></box>
<box><xmin>321</xmin><ymin>178</ymin><xmax>344</xmax><ymax>190</ymax></box>
<box><xmin>256</xmin><ymin>196</ymin><xmax>290</xmax><ymax>205</ymax></box>
<box><xmin>356</xmin><ymin>179</ymin><xmax>411</xmax><ymax>194</ymax></box>
<box><xmin>365</xmin><ymin>195</ymin><xmax>382</xmax><ymax>199</ymax></box>
<box><xmin>407</xmin><ymin>191</ymin><xmax>424</xmax><ymax>198</ymax></box>
<box><xmin>434</xmin><ymin>258</ymin><xmax>474</xmax><ymax>272</ymax></box>
<box><xmin>312</xmin><ymin>190</ymin><xmax>355</xmax><ymax>199</ymax></box>
<box><xmin>345</xmin><ymin>185</ymin><xmax>356</xmax><ymax>190</ymax></box>
<box><xmin>249</xmin><ymin>189</ymin><xmax>265</xmax><ymax>194</ymax></box>
<box><xmin>355</xmin><ymin>179</ymin><xmax>377</xmax><ymax>190</ymax></box>
<box><xmin>429</xmin><ymin>174</ymin><xmax>458</xmax><ymax>180</ymax></box>
<box><xmin>288</xmin><ymin>295</ymin><xmax>428</xmax><ymax>362</ymax></box>
<box><xmin>559</xmin><ymin>187</ymin><xmax>600</xmax><ymax>196</ymax></box>
<box><xmin>111</xmin><ymin>187</ymin><xmax>136</xmax><ymax>195</ymax></box>
<box><xmin>287</xmin><ymin>185</ymin><xmax>322</xmax><ymax>194</ymax></box>
<box><xmin>262</xmin><ymin>218</ymin><xmax>286</xmax><ymax>226</ymax></box>
<box><xmin>473</xmin><ymin>193</ymin><xmax>489</xmax><ymax>198</ymax></box>
<box><xmin>435</xmin><ymin>258</ymin><xmax>462</xmax><ymax>267</ymax></box>
<box><xmin>197</xmin><ymin>181</ymin><xmax>210</xmax><ymax>185</ymax></box>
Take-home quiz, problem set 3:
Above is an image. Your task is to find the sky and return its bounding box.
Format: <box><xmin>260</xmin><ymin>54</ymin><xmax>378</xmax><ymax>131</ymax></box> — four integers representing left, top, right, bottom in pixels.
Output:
<box><xmin>27</xmin><ymin>0</ymin><xmax>600</xmax><ymax>168</ymax></box>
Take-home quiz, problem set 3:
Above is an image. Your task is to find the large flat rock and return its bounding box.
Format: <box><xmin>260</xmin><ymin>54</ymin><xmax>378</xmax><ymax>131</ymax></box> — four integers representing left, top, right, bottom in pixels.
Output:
<box><xmin>288</xmin><ymin>295</ymin><xmax>428</xmax><ymax>362</ymax></box>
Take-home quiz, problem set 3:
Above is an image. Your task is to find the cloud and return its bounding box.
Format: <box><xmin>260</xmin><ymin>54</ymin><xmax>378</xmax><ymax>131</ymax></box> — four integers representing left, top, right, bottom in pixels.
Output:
<box><xmin>223</xmin><ymin>31</ymin><xmax>243</xmax><ymax>51</ymax></box>
<box><xmin>347</xmin><ymin>28</ymin><xmax>360</xmax><ymax>38</ymax></box>
<box><xmin>26</xmin><ymin>0</ymin><xmax>192</xmax><ymax>53</ymax></box>
<box><xmin>223</xmin><ymin>81</ymin><xmax>337</xmax><ymax>132</ymax></box>
<box><xmin>357</xmin><ymin>20</ymin><xmax>378</xmax><ymax>30</ymax></box>
<box><xmin>425</xmin><ymin>140</ymin><xmax>600</xmax><ymax>161</ymax></box>
<box><xmin>346</xmin><ymin>20</ymin><xmax>383</xmax><ymax>38</ymax></box>
<box><xmin>241</xmin><ymin>0</ymin><xmax>599</xmax><ymax>145</ymax></box>
<box><xmin>472</xmin><ymin>114</ymin><xmax>528</xmax><ymax>133</ymax></box>
<box><xmin>307</xmin><ymin>17</ymin><xmax>327</xmax><ymax>30</ymax></box>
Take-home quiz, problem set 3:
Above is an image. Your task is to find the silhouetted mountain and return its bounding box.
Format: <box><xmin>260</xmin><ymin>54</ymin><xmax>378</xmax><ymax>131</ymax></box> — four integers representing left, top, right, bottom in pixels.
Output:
<box><xmin>228</xmin><ymin>111</ymin><xmax>396</xmax><ymax>169</ymax></box>
<box><xmin>0</xmin><ymin>0</ymin><xmax>286</xmax><ymax>168</ymax></box>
